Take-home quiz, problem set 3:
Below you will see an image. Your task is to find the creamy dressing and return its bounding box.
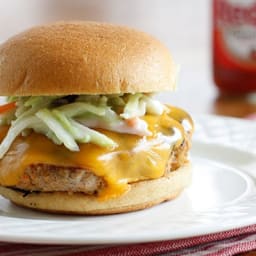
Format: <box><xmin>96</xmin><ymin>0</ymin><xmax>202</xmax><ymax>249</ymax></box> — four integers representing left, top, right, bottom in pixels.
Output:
<box><xmin>79</xmin><ymin>117</ymin><xmax>151</xmax><ymax>136</ymax></box>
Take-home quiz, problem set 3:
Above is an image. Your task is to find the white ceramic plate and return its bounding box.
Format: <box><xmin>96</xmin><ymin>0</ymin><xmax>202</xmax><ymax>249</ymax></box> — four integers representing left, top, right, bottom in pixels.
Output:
<box><xmin>0</xmin><ymin>115</ymin><xmax>256</xmax><ymax>245</ymax></box>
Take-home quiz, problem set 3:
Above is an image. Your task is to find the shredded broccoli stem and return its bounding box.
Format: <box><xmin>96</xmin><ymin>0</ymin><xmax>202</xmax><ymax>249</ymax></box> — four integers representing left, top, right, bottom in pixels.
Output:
<box><xmin>36</xmin><ymin>109</ymin><xmax>79</xmax><ymax>151</ymax></box>
<box><xmin>0</xmin><ymin>116</ymin><xmax>40</xmax><ymax>158</ymax></box>
<box><xmin>0</xmin><ymin>93</ymin><xmax>165</xmax><ymax>158</ymax></box>
<box><xmin>52</xmin><ymin>109</ymin><xmax>90</xmax><ymax>142</ymax></box>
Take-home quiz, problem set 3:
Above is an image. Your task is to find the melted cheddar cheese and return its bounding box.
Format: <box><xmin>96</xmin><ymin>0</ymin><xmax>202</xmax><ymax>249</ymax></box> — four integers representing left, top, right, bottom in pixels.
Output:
<box><xmin>0</xmin><ymin>106</ymin><xmax>193</xmax><ymax>199</ymax></box>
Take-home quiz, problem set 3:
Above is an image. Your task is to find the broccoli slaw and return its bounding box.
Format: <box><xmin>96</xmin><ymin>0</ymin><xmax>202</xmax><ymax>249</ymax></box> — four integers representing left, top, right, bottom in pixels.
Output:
<box><xmin>0</xmin><ymin>93</ymin><xmax>167</xmax><ymax>158</ymax></box>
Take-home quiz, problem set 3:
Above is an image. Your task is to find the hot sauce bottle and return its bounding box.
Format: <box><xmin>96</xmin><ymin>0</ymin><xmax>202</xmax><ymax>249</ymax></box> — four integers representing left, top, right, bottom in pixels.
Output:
<box><xmin>213</xmin><ymin>0</ymin><xmax>256</xmax><ymax>94</ymax></box>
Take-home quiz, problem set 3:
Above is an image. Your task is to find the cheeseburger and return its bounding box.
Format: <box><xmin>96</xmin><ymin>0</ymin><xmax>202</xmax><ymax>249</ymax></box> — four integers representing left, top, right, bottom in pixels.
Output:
<box><xmin>0</xmin><ymin>21</ymin><xmax>193</xmax><ymax>214</ymax></box>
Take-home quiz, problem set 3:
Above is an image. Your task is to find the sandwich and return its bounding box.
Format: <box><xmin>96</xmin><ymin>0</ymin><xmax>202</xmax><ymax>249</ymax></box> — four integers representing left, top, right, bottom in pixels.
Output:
<box><xmin>0</xmin><ymin>21</ymin><xmax>194</xmax><ymax>214</ymax></box>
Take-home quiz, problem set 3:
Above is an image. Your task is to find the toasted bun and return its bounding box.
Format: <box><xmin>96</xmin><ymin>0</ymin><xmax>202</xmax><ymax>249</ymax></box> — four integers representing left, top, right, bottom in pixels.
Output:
<box><xmin>0</xmin><ymin>164</ymin><xmax>191</xmax><ymax>215</ymax></box>
<box><xmin>0</xmin><ymin>21</ymin><xmax>177</xmax><ymax>96</ymax></box>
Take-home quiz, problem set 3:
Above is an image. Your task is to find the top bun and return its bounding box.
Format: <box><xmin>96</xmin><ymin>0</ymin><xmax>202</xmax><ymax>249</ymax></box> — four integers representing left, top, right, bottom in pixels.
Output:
<box><xmin>0</xmin><ymin>21</ymin><xmax>177</xmax><ymax>96</ymax></box>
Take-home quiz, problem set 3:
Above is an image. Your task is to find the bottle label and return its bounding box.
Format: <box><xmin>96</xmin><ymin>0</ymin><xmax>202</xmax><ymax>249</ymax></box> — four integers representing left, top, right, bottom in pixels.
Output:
<box><xmin>215</xmin><ymin>0</ymin><xmax>256</xmax><ymax>67</ymax></box>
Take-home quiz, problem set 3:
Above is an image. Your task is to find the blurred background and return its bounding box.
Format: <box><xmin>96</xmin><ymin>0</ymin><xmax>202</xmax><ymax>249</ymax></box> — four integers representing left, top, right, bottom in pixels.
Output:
<box><xmin>0</xmin><ymin>0</ymin><xmax>255</xmax><ymax>117</ymax></box>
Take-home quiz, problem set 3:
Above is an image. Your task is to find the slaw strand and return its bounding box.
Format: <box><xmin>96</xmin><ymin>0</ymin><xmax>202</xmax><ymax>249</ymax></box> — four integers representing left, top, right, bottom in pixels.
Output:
<box><xmin>56</xmin><ymin>102</ymin><xmax>105</xmax><ymax>117</ymax></box>
<box><xmin>0</xmin><ymin>116</ymin><xmax>39</xmax><ymax>158</ymax></box>
<box><xmin>36</xmin><ymin>109</ymin><xmax>79</xmax><ymax>151</ymax></box>
<box><xmin>120</xmin><ymin>93</ymin><xmax>144</xmax><ymax>119</ymax></box>
<box><xmin>70</xmin><ymin>119</ymin><xmax>117</xmax><ymax>148</ymax></box>
<box><xmin>14</xmin><ymin>97</ymin><xmax>57</xmax><ymax>123</ymax></box>
<box><xmin>52</xmin><ymin>109</ymin><xmax>90</xmax><ymax>143</ymax></box>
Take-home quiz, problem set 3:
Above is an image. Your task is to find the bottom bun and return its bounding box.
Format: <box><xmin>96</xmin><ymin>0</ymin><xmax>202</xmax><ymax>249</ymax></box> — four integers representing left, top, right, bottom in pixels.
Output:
<box><xmin>0</xmin><ymin>164</ymin><xmax>191</xmax><ymax>215</ymax></box>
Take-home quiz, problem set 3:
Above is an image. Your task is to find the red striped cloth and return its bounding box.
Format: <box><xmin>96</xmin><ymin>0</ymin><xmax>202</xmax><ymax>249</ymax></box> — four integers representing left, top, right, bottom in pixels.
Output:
<box><xmin>1</xmin><ymin>225</ymin><xmax>256</xmax><ymax>256</ymax></box>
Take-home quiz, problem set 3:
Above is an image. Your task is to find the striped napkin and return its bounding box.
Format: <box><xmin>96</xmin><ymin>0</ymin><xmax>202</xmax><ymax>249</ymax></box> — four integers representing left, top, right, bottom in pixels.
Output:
<box><xmin>1</xmin><ymin>224</ymin><xmax>256</xmax><ymax>256</ymax></box>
